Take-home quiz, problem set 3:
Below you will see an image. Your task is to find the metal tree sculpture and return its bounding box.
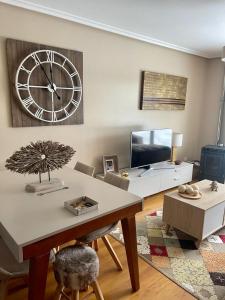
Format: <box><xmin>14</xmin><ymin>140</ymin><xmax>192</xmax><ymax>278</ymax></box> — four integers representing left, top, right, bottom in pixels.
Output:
<box><xmin>5</xmin><ymin>141</ymin><xmax>75</xmax><ymax>182</ymax></box>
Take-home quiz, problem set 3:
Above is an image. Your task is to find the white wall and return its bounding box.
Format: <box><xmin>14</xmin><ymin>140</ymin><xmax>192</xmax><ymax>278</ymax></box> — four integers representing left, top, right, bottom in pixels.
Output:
<box><xmin>0</xmin><ymin>3</ymin><xmax>213</xmax><ymax>172</ymax></box>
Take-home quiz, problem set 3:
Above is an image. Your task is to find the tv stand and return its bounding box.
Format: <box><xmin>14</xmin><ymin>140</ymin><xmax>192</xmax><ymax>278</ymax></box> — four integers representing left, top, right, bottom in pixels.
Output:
<box><xmin>138</xmin><ymin>168</ymin><xmax>152</xmax><ymax>177</ymax></box>
<box><xmin>96</xmin><ymin>162</ymin><xmax>193</xmax><ymax>198</ymax></box>
<box><xmin>138</xmin><ymin>162</ymin><xmax>176</xmax><ymax>177</ymax></box>
<box><xmin>138</xmin><ymin>165</ymin><xmax>151</xmax><ymax>177</ymax></box>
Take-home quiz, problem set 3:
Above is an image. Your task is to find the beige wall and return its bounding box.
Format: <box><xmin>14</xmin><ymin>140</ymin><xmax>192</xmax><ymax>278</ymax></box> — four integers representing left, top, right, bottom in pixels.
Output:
<box><xmin>198</xmin><ymin>59</ymin><xmax>224</xmax><ymax>149</ymax></box>
<box><xmin>0</xmin><ymin>3</ymin><xmax>213</xmax><ymax>172</ymax></box>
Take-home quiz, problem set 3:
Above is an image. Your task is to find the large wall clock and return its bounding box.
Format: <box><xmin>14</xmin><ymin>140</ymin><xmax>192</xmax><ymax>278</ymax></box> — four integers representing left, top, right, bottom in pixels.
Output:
<box><xmin>6</xmin><ymin>39</ymin><xmax>83</xmax><ymax>127</ymax></box>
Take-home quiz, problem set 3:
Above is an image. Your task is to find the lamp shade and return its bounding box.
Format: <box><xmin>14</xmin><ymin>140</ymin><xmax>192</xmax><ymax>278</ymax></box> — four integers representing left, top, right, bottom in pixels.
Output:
<box><xmin>222</xmin><ymin>46</ymin><xmax>225</xmax><ymax>62</ymax></box>
<box><xmin>172</xmin><ymin>132</ymin><xmax>183</xmax><ymax>147</ymax></box>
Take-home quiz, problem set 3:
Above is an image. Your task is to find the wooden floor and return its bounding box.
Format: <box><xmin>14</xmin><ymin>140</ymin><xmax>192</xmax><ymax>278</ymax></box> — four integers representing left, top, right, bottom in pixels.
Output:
<box><xmin>6</xmin><ymin>192</ymin><xmax>195</xmax><ymax>300</ymax></box>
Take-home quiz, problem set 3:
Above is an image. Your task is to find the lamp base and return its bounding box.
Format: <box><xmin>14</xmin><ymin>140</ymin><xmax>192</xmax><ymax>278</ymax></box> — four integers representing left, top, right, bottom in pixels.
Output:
<box><xmin>171</xmin><ymin>146</ymin><xmax>177</xmax><ymax>163</ymax></box>
<box><xmin>174</xmin><ymin>160</ymin><xmax>182</xmax><ymax>165</ymax></box>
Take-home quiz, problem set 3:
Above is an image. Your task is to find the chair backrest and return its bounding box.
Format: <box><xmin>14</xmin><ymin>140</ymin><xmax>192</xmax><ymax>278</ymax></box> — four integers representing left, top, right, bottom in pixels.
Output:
<box><xmin>104</xmin><ymin>172</ymin><xmax>130</xmax><ymax>191</ymax></box>
<box><xmin>0</xmin><ymin>237</ymin><xmax>29</xmax><ymax>280</ymax></box>
<box><xmin>74</xmin><ymin>161</ymin><xmax>95</xmax><ymax>177</ymax></box>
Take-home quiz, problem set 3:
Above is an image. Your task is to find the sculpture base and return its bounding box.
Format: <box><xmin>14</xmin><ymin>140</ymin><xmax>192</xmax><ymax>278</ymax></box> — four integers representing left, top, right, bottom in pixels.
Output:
<box><xmin>25</xmin><ymin>178</ymin><xmax>64</xmax><ymax>193</ymax></box>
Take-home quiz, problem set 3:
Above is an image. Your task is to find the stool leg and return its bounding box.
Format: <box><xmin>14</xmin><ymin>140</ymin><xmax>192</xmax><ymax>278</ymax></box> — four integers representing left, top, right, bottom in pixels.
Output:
<box><xmin>75</xmin><ymin>241</ymin><xmax>82</xmax><ymax>246</ymax></box>
<box><xmin>88</xmin><ymin>241</ymin><xmax>93</xmax><ymax>248</ymax></box>
<box><xmin>72</xmin><ymin>290</ymin><xmax>79</xmax><ymax>300</ymax></box>
<box><xmin>54</xmin><ymin>284</ymin><xmax>63</xmax><ymax>300</ymax></box>
<box><xmin>91</xmin><ymin>280</ymin><xmax>104</xmax><ymax>300</ymax></box>
<box><xmin>0</xmin><ymin>280</ymin><xmax>8</xmax><ymax>300</ymax></box>
<box><xmin>53</xmin><ymin>246</ymin><xmax>60</xmax><ymax>254</ymax></box>
<box><xmin>101</xmin><ymin>236</ymin><xmax>123</xmax><ymax>271</ymax></box>
<box><xmin>94</xmin><ymin>240</ymin><xmax>99</xmax><ymax>251</ymax></box>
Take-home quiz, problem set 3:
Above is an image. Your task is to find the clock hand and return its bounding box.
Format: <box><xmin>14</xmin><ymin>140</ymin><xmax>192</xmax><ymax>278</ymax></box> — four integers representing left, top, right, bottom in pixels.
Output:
<box><xmin>28</xmin><ymin>85</ymin><xmax>81</xmax><ymax>91</ymax></box>
<box><xmin>38</xmin><ymin>63</ymin><xmax>52</xmax><ymax>86</ymax></box>
<box><xmin>38</xmin><ymin>63</ymin><xmax>61</xmax><ymax>100</ymax></box>
<box><xmin>50</xmin><ymin>64</ymin><xmax>54</xmax><ymax>85</ymax></box>
<box><xmin>51</xmin><ymin>92</ymin><xmax>55</xmax><ymax>119</ymax></box>
<box><xmin>49</xmin><ymin>63</ymin><xmax>62</xmax><ymax>101</ymax></box>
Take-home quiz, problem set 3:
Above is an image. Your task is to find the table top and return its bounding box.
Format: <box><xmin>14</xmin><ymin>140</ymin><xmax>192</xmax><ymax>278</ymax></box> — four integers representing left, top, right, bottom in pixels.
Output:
<box><xmin>165</xmin><ymin>179</ymin><xmax>225</xmax><ymax>210</ymax></box>
<box><xmin>0</xmin><ymin>167</ymin><xmax>142</xmax><ymax>261</ymax></box>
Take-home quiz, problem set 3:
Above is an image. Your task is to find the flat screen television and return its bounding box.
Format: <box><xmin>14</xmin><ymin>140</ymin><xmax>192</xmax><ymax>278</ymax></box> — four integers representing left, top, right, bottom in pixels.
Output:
<box><xmin>130</xmin><ymin>129</ymin><xmax>172</xmax><ymax>168</ymax></box>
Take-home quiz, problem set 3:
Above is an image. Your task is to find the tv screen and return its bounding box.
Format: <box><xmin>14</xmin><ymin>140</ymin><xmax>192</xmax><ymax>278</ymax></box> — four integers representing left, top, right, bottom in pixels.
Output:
<box><xmin>130</xmin><ymin>129</ymin><xmax>172</xmax><ymax>168</ymax></box>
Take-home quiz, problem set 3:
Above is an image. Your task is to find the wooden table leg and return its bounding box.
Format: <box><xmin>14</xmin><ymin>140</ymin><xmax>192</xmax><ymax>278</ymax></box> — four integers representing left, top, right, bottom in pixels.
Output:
<box><xmin>121</xmin><ymin>216</ymin><xmax>140</xmax><ymax>292</ymax></box>
<box><xmin>28</xmin><ymin>251</ymin><xmax>50</xmax><ymax>300</ymax></box>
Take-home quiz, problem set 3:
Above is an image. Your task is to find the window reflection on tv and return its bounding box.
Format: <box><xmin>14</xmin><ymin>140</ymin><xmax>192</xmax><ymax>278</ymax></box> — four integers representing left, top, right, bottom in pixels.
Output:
<box><xmin>130</xmin><ymin>129</ymin><xmax>172</xmax><ymax>168</ymax></box>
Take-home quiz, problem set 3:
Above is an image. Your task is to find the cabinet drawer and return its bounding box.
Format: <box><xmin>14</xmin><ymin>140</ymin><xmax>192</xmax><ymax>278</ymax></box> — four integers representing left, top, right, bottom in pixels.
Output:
<box><xmin>160</xmin><ymin>167</ymin><xmax>192</xmax><ymax>190</ymax></box>
<box><xmin>160</xmin><ymin>169</ymin><xmax>179</xmax><ymax>190</ymax></box>
<box><xmin>128</xmin><ymin>174</ymin><xmax>161</xmax><ymax>198</ymax></box>
<box><xmin>176</xmin><ymin>167</ymin><xmax>193</xmax><ymax>185</ymax></box>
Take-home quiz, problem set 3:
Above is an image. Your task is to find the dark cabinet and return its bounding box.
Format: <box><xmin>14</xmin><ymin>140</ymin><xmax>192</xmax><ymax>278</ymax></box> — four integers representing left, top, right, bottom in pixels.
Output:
<box><xmin>200</xmin><ymin>145</ymin><xmax>225</xmax><ymax>183</ymax></box>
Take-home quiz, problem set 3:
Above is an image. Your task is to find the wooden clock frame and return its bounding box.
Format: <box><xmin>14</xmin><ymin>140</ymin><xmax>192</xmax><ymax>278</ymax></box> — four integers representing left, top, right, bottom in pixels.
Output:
<box><xmin>6</xmin><ymin>39</ymin><xmax>83</xmax><ymax>127</ymax></box>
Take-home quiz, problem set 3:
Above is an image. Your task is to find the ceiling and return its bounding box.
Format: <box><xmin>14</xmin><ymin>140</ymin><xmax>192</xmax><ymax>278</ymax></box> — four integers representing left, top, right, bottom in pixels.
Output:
<box><xmin>2</xmin><ymin>0</ymin><xmax>225</xmax><ymax>58</ymax></box>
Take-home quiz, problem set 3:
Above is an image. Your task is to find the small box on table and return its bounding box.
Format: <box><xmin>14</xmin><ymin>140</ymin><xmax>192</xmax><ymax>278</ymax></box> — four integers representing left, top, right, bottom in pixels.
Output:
<box><xmin>64</xmin><ymin>196</ymin><xmax>98</xmax><ymax>216</ymax></box>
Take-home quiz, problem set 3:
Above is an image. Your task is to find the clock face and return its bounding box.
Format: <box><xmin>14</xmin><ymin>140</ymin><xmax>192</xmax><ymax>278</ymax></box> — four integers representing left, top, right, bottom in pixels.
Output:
<box><xmin>15</xmin><ymin>49</ymin><xmax>82</xmax><ymax>123</ymax></box>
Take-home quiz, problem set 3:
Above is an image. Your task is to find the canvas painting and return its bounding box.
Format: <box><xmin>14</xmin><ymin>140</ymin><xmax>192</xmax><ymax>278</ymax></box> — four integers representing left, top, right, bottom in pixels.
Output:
<box><xmin>140</xmin><ymin>71</ymin><xmax>187</xmax><ymax>110</ymax></box>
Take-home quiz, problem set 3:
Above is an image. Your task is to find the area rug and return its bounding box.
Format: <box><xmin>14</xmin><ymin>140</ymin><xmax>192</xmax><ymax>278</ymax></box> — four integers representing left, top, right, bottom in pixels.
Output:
<box><xmin>111</xmin><ymin>209</ymin><xmax>225</xmax><ymax>300</ymax></box>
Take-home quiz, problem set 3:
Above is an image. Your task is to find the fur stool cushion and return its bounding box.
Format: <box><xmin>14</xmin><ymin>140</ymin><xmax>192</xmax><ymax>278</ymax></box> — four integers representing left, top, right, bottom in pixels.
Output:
<box><xmin>53</xmin><ymin>245</ymin><xmax>99</xmax><ymax>290</ymax></box>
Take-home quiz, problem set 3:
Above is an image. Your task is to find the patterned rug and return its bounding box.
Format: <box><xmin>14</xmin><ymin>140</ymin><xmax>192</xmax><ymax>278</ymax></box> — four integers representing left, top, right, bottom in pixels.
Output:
<box><xmin>111</xmin><ymin>209</ymin><xmax>225</xmax><ymax>300</ymax></box>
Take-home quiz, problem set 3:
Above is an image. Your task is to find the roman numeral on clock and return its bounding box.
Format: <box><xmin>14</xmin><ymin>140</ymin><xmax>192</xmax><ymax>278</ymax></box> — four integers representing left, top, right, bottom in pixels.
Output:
<box><xmin>21</xmin><ymin>97</ymin><xmax>34</xmax><ymax>108</ymax></box>
<box><xmin>20</xmin><ymin>65</ymin><xmax>31</xmax><ymax>74</ymax></box>
<box><xmin>51</xmin><ymin>111</ymin><xmax>57</xmax><ymax>122</ymax></box>
<box><xmin>16</xmin><ymin>83</ymin><xmax>28</xmax><ymax>90</ymax></box>
<box><xmin>64</xmin><ymin>108</ymin><xmax>69</xmax><ymax>117</ymax></box>
<box><xmin>62</xmin><ymin>58</ymin><xmax>67</xmax><ymax>67</ymax></box>
<box><xmin>70</xmin><ymin>71</ymin><xmax>78</xmax><ymax>78</ymax></box>
<box><xmin>31</xmin><ymin>53</ymin><xmax>41</xmax><ymax>65</ymax></box>
<box><xmin>71</xmin><ymin>99</ymin><xmax>79</xmax><ymax>108</ymax></box>
<box><xmin>46</xmin><ymin>50</ymin><xmax>54</xmax><ymax>63</ymax></box>
<box><xmin>73</xmin><ymin>87</ymin><xmax>82</xmax><ymax>92</ymax></box>
<box><xmin>35</xmin><ymin>108</ymin><xmax>44</xmax><ymax>119</ymax></box>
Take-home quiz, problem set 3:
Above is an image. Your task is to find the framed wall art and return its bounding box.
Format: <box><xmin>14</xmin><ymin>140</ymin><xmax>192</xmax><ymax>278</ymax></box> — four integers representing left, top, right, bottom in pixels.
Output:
<box><xmin>140</xmin><ymin>71</ymin><xmax>188</xmax><ymax>110</ymax></box>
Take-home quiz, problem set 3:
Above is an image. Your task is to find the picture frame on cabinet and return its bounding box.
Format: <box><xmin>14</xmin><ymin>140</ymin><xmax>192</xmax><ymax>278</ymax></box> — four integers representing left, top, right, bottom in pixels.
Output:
<box><xmin>103</xmin><ymin>155</ymin><xmax>119</xmax><ymax>175</ymax></box>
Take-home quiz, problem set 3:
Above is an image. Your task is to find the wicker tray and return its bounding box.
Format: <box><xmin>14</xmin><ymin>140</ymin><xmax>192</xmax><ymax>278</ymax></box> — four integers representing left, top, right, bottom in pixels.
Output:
<box><xmin>64</xmin><ymin>196</ymin><xmax>98</xmax><ymax>216</ymax></box>
<box><xmin>178</xmin><ymin>192</ymin><xmax>202</xmax><ymax>200</ymax></box>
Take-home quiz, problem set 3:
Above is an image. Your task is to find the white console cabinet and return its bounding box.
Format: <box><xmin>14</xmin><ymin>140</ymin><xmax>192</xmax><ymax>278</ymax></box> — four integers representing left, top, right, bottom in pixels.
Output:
<box><xmin>96</xmin><ymin>162</ymin><xmax>193</xmax><ymax>198</ymax></box>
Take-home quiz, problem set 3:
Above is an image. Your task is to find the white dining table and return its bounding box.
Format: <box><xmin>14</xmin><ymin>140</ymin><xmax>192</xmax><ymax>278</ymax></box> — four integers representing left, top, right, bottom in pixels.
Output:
<box><xmin>0</xmin><ymin>167</ymin><xmax>142</xmax><ymax>300</ymax></box>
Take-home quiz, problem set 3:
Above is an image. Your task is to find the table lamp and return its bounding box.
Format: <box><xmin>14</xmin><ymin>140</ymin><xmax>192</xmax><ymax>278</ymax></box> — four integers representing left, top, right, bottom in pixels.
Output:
<box><xmin>171</xmin><ymin>132</ymin><xmax>183</xmax><ymax>163</ymax></box>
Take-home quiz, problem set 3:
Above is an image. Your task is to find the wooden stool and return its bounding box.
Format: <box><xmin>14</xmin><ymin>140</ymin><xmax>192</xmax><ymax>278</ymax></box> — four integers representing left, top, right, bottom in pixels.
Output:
<box><xmin>53</xmin><ymin>245</ymin><xmax>104</xmax><ymax>300</ymax></box>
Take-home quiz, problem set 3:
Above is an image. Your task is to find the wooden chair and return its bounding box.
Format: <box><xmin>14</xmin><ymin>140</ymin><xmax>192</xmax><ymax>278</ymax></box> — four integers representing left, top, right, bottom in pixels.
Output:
<box><xmin>74</xmin><ymin>161</ymin><xmax>95</xmax><ymax>177</ymax></box>
<box><xmin>0</xmin><ymin>237</ymin><xmax>29</xmax><ymax>300</ymax></box>
<box><xmin>53</xmin><ymin>245</ymin><xmax>104</xmax><ymax>300</ymax></box>
<box><xmin>104</xmin><ymin>172</ymin><xmax>130</xmax><ymax>190</ymax></box>
<box><xmin>77</xmin><ymin>172</ymin><xmax>130</xmax><ymax>271</ymax></box>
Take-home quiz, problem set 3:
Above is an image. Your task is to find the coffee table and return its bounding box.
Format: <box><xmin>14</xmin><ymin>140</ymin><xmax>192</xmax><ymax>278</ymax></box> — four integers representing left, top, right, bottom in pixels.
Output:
<box><xmin>163</xmin><ymin>179</ymin><xmax>225</xmax><ymax>248</ymax></box>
